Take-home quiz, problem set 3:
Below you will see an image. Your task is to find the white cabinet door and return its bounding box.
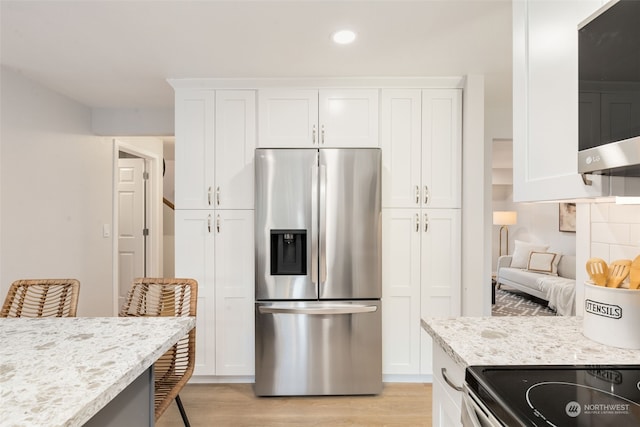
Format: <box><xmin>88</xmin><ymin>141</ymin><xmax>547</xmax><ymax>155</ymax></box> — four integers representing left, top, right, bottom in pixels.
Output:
<box><xmin>214</xmin><ymin>210</ymin><xmax>255</xmax><ymax>375</ymax></box>
<box><xmin>175</xmin><ymin>210</ymin><xmax>216</xmax><ymax>376</ymax></box>
<box><xmin>421</xmin><ymin>90</ymin><xmax>462</xmax><ymax>208</ymax></box>
<box><xmin>381</xmin><ymin>89</ymin><xmax>422</xmax><ymax>208</ymax></box>
<box><xmin>175</xmin><ymin>89</ymin><xmax>215</xmax><ymax>209</ymax></box>
<box><xmin>513</xmin><ymin>0</ymin><xmax>608</xmax><ymax>202</ymax></box>
<box><xmin>319</xmin><ymin>89</ymin><xmax>379</xmax><ymax>147</ymax></box>
<box><xmin>258</xmin><ymin>88</ymin><xmax>379</xmax><ymax>148</ymax></box>
<box><xmin>215</xmin><ymin>90</ymin><xmax>256</xmax><ymax>209</ymax></box>
<box><xmin>381</xmin><ymin>89</ymin><xmax>461</xmax><ymax>209</ymax></box>
<box><xmin>420</xmin><ymin>208</ymin><xmax>461</xmax><ymax>375</ymax></box>
<box><xmin>432</xmin><ymin>343</ymin><xmax>464</xmax><ymax>427</ymax></box>
<box><xmin>257</xmin><ymin>89</ymin><xmax>318</xmax><ymax>147</ymax></box>
<box><xmin>382</xmin><ymin>208</ymin><xmax>422</xmax><ymax>375</ymax></box>
<box><xmin>382</xmin><ymin>208</ymin><xmax>460</xmax><ymax>376</ymax></box>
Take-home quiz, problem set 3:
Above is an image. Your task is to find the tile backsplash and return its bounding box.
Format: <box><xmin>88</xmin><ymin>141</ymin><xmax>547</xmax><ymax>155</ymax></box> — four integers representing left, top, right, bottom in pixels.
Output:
<box><xmin>590</xmin><ymin>203</ymin><xmax>640</xmax><ymax>261</ymax></box>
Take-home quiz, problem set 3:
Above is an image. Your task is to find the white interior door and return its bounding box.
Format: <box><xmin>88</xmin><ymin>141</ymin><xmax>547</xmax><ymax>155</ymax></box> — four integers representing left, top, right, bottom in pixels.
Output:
<box><xmin>118</xmin><ymin>157</ymin><xmax>146</xmax><ymax>308</ymax></box>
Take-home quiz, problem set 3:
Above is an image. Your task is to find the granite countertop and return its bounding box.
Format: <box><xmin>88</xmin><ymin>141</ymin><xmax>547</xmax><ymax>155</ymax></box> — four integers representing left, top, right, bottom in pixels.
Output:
<box><xmin>422</xmin><ymin>316</ymin><xmax>640</xmax><ymax>369</ymax></box>
<box><xmin>0</xmin><ymin>316</ymin><xmax>195</xmax><ymax>427</ymax></box>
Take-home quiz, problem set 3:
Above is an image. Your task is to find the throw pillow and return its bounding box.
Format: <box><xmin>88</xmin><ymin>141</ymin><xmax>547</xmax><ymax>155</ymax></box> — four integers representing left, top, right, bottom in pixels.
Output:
<box><xmin>527</xmin><ymin>251</ymin><xmax>557</xmax><ymax>274</ymax></box>
<box><xmin>510</xmin><ymin>240</ymin><xmax>550</xmax><ymax>269</ymax></box>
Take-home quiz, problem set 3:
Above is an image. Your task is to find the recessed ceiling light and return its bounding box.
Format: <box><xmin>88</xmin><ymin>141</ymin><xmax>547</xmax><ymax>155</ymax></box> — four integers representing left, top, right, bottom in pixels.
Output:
<box><xmin>332</xmin><ymin>30</ymin><xmax>356</xmax><ymax>45</ymax></box>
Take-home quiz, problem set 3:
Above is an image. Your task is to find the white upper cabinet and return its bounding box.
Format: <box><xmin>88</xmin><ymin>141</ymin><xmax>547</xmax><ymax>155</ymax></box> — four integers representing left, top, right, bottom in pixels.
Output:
<box><xmin>175</xmin><ymin>89</ymin><xmax>256</xmax><ymax>209</ymax></box>
<box><xmin>257</xmin><ymin>89</ymin><xmax>318</xmax><ymax>147</ymax></box>
<box><xmin>318</xmin><ymin>89</ymin><xmax>379</xmax><ymax>147</ymax></box>
<box><xmin>513</xmin><ymin>0</ymin><xmax>608</xmax><ymax>202</ymax></box>
<box><xmin>175</xmin><ymin>89</ymin><xmax>215</xmax><ymax>209</ymax></box>
<box><xmin>215</xmin><ymin>90</ymin><xmax>256</xmax><ymax>209</ymax></box>
<box><xmin>381</xmin><ymin>90</ymin><xmax>423</xmax><ymax>208</ymax></box>
<box><xmin>422</xmin><ymin>90</ymin><xmax>462</xmax><ymax>208</ymax></box>
<box><xmin>381</xmin><ymin>89</ymin><xmax>461</xmax><ymax>208</ymax></box>
<box><xmin>258</xmin><ymin>89</ymin><xmax>379</xmax><ymax>147</ymax></box>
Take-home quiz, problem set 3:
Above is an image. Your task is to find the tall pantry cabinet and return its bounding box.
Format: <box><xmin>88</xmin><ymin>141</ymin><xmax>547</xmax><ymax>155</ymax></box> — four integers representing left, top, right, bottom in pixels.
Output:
<box><xmin>381</xmin><ymin>89</ymin><xmax>462</xmax><ymax>377</ymax></box>
<box><xmin>174</xmin><ymin>89</ymin><xmax>256</xmax><ymax>377</ymax></box>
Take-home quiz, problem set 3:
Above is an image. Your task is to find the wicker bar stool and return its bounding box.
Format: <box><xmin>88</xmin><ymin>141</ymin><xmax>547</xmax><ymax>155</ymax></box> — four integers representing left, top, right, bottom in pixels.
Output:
<box><xmin>1</xmin><ymin>279</ymin><xmax>80</xmax><ymax>318</ymax></box>
<box><xmin>119</xmin><ymin>278</ymin><xmax>198</xmax><ymax>427</ymax></box>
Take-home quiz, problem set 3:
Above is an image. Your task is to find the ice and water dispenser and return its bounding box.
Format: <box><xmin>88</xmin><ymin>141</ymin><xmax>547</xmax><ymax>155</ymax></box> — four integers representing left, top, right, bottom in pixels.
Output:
<box><xmin>270</xmin><ymin>230</ymin><xmax>307</xmax><ymax>275</ymax></box>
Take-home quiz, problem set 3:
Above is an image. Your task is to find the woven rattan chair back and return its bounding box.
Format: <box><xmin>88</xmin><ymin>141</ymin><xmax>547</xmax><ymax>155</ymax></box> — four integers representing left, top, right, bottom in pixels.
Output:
<box><xmin>1</xmin><ymin>279</ymin><xmax>80</xmax><ymax>318</ymax></box>
<box><xmin>119</xmin><ymin>278</ymin><xmax>197</xmax><ymax>426</ymax></box>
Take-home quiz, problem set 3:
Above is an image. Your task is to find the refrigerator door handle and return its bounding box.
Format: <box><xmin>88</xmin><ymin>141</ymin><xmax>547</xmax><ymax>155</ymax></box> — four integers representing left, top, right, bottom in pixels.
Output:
<box><xmin>258</xmin><ymin>305</ymin><xmax>378</xmax><ymax>315</ymax></box>
<box><xmin>319</xmin><ymin>164</ymin><xmax>327</xmax><ymax>285</ymax></box>
<box><xmin>311</xmin><ymin>163</ymin><xmax>319</xmax><ymax>286</ymax></box>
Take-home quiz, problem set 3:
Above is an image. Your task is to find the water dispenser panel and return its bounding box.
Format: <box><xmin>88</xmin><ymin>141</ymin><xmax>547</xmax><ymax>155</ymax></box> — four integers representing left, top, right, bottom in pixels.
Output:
<box><xmin>270</xmin><ymin>230</ymin><xmax>307</xmax><ymax>275</ymax></box>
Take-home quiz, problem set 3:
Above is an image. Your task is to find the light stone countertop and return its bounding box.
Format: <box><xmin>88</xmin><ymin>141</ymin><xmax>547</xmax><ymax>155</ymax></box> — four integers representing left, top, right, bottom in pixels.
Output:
<box><xmin>0</xmin><ymin>316</ymin><xmax>195</xmax><ymax>427</ymax></box>
<box><xmin>421</xmin><ymin>316</ymin><xmax>640</xmax><ymax>369</ymax></box>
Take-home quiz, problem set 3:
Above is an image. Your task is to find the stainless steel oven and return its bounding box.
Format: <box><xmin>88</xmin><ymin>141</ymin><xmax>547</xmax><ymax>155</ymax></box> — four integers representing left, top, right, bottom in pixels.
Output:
<box><xmin>461</xmin><ymin>384</ymin><xmax>503</xmax><ymax>427</ymax></box>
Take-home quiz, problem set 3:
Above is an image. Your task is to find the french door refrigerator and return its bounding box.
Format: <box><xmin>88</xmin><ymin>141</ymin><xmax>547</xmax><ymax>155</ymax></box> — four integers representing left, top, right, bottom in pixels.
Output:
<box><xmin>254</xmin><ymin>148</ymin><xmax>382</xmax><ymax>396</ymax></box>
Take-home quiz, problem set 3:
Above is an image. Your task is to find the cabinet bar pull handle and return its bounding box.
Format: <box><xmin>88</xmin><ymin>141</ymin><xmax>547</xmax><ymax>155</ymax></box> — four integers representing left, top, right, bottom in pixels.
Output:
<box><xmin>216</xmin><ymin>186</ymin><xmax>220</xmax><ymax>206</ymax></box>
<box><xmin>312</xmin><ymin>124</ymin><xmax>317</xmax><ymax>144</ymax></box>
<box><xmin>424</xmin><ymin>213</ymin><xmax>429</xmax><ymax>232</ymax></box>
<box><xmin>207</xmin><ymin>186</ymin><xmax>212</xmax><ymax>206</ymax></box>
<box><xmin>216</xmin><ymin>215</ymin><xmax>221</xmax><ymax>233</ymax></box>
<box><xmin>207</xmin><ymin>214</ymin><xmax>212</xmax><ymax>233</ymax></box>
<box><xmin>424</xmin><ymin>185</ymin><xmax>430</xmax><ymax>205</ymax></box>
<box><xmin>415</xmin><ymin>213</ymin><xmax>420</xmax><ymax>232</ymax></box>
<box><xmin>415</xmin><ymin>185</ymin><xmax>420</xmax><ymax>204</ymax></box>
<box><xmin>321</xmin><ymin>124</ymin><xmax>325</xmax><ymax>144</ymax></box>
<box><xmin>441</xmin><ymin>368</ymin><xmax>463</xmax><ymax>392</ymax></box>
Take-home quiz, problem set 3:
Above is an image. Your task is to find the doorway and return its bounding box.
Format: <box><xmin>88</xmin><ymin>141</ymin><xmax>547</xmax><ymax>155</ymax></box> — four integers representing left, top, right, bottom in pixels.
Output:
<box><xmin>117</xmin><ymin>153</ymin><xmax>148</xmax><ymax>309</ymax></box>
<box><xmin>112</xmin><ymin>138</ymin><xmax>163</xmax><ymax>314</ymax></box>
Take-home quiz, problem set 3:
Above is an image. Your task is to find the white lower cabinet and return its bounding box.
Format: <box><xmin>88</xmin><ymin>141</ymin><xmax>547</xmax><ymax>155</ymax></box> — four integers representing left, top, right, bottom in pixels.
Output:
<box><xmin>432</xmin><ymin>343</ymin><xmax>464</xmax><ymax>427</ymax></box>
<box><xmin>382</xmin><ymin>209</ymin><xmax>422</xmax><ymax>375</ymax></box>
<box><xmin>382</xmin><ymin>208</ymin><xmax>461</xmax><ymax>376</ymax></box>
<box><xmin>175</xmin><ymin>209</ymin><xmax>254</xmax><ymax>377</ymax></box>
<box><xmin>214</xmin><ymin>210</ymin><xmax>255</xmax><ymax>375</ymax></box>
<box><xmin>175</xmin><ymin>210</ymin><xmax>216</xmax><ymax>376</ymax></box>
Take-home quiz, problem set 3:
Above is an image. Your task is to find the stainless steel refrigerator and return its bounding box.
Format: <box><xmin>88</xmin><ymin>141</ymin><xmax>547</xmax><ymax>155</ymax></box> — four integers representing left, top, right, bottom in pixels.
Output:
<box><xmin>254</xmin><ymin>148</ymin><xmax>382</xmax><ymax>396</ymax></box>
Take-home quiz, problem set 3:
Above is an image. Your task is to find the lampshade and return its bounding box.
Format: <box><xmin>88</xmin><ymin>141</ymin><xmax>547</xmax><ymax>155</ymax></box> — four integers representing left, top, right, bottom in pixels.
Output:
<box><xmin>493</xmin><ymin>211</ymin><xmax>517</xmax><ymax>226</ymax></box>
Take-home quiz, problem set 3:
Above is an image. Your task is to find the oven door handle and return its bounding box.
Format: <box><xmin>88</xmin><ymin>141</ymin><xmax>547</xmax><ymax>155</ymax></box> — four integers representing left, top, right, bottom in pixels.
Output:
<box><xmin>258</xmin><ymin>305</ymin><xmax>378</xmax><ymax>315</ymax></box>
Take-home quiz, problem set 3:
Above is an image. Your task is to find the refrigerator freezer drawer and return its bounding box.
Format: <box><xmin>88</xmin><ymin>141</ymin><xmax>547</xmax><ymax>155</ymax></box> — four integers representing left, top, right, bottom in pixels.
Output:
<box><xmin>254</xmin><ymin>300</ymin><xmax>382</xmax><ymax>396</ymax></box>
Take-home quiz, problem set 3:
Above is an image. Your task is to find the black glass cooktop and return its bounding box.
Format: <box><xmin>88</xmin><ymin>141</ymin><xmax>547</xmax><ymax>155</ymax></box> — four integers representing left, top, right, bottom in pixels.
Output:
<box><xmin>466</xmin><ymin>365</ymin><xmax>640</xmax><ymax>427</ymax></box>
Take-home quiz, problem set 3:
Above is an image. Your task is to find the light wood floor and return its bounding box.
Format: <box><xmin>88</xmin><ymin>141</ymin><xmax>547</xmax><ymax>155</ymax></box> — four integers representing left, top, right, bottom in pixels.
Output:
<box><xmin>156</xmin><ymin>383</ymin><xmax>432</xmax><ymax>426</ymax></box>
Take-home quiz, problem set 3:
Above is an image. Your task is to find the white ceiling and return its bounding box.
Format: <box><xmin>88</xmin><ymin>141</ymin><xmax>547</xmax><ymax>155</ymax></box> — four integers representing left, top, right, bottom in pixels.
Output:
<box><xmin>0</xmin><ymin>0</ymin><xmax>512</xmax><ymax>110</ymax></box>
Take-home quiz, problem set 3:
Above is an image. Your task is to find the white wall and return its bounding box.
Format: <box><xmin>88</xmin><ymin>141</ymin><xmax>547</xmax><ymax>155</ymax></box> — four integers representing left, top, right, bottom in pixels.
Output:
<box><xmin>1</xmin><ymin>66</ymin><xmax>114</xmax><ymax>316</ymax></box>
<box><xmin>92</xmin><ymin>107</ymin><xmax>174</xmax><ymax>136</ymax></box>
<box><xmin>510</xmin><ymin>203</ymin><xmax>576</xmax><ymax>255</ymax></box>
<box><xmin>491</xmin><ymin>201</ymin><xmax>577</xmax><ymax>271</ymax></box>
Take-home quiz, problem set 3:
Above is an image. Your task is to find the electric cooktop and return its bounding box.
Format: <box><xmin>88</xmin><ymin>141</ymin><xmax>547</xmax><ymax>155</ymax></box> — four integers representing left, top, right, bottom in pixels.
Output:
<box><xmin>466</xmin><ymin>365</ymin><xmax>640</xmax><ymax>426</ymax></box>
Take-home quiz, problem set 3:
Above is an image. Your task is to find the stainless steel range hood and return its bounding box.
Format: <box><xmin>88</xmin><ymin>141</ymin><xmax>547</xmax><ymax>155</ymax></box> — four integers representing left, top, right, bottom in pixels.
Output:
<box><xmin>578</xmin><ymin>136</ymin><xmax>640</xmax><ymax>177</ymax></box>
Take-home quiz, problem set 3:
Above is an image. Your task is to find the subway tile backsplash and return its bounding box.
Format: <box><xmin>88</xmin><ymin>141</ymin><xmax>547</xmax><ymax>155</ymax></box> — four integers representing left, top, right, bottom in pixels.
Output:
<box><xmin>591</xmin><ymin>203</ymin><xmax>640</xmax><ymax>261</ymax></box>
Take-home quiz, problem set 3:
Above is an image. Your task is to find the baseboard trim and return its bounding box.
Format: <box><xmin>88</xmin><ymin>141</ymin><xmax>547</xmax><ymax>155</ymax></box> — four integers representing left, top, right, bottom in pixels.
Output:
<box><xmin>189</xmin><ymin>375</ymin><xmax>433</xmax><ymax>384</ymax></box>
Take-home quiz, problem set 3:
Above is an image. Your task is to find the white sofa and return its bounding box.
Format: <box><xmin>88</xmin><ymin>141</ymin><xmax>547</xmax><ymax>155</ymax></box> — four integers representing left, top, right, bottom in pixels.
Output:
<box><xmin>496</xmin><ymin>254</ymin><xmax>576</xmax><ymax>315</ymax></box>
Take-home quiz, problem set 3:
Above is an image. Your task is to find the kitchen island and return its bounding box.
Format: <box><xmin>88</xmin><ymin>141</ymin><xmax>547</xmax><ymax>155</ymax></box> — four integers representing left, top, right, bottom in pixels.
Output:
<box><xmin>0</xmin><ymin>316</ymin><xmax>195</xmax><ymax>427</ymax></box>
<box><xmin>421</xmin><ymin>316</ymin><xmax>640</xmax><ymax>426</ymax></box>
